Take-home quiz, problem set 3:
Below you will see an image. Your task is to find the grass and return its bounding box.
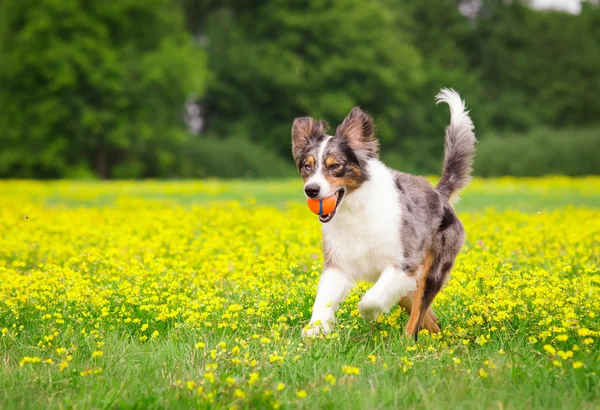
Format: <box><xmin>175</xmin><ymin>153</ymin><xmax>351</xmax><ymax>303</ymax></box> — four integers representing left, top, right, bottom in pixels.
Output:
<box><xmin>1</xmin><ymin>177</ymin><xmax>599</xmax><ymax>409</ymax></box>
<box><xmin>5</xmin><ymin>175</ymin><xmax>600</xmax><ymax>210</ymax></box>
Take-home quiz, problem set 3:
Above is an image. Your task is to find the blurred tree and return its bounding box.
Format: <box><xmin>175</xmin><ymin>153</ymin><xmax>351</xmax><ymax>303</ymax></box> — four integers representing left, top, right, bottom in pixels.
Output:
<box><xmin>185</xmin><ymin>0</ymin><xmax>424</xmax><ymax>157</ymax></box>
<box><xmin>0</xmin><ymin>0</ymin><xmax>207</xmax><ymax>178</ymax></box>
<box><xmin>469</xmin><ymin>0</ymin><xmax>600</xmax><ymax>131</ymax></box>
<box><xmin>385</xmin><ymin>0</ymin><xmax>488</xmax><ymax>173</ymax></box>
<box><xmin>1</xmin><ymin>0</ymin><xmax>599</xmax><ymax>178</ymax></box>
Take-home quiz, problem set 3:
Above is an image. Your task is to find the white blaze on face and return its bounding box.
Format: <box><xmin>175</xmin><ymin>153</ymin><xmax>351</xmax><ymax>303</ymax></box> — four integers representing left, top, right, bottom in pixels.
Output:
<box><xmin>305</xmin><ymin>136</ymin><xmax>333</xmax><ymax>198</ymax></box>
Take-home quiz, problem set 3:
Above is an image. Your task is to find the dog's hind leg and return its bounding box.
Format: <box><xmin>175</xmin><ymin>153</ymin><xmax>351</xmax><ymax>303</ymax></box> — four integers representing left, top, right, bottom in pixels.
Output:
<box><xmin>405</xmin><ymin>223</ymin><xmax>464</xmax><ymax>340</ymax></box>
<box><xmin>404</xmin><ymin>251</ymin><xmax>434</xmax><ymax>339</ymax></box>
<box><xmin>400</xmin><ymin>293</ymin><xmax>440</xmax><ymax>335</ymax></box>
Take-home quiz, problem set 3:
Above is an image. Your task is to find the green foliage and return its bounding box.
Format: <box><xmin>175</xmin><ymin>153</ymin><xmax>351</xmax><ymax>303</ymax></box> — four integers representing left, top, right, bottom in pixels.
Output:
<box><xmin>1</xmin><ymin>0</ymin><xmax>600</xmax><ymax>178</ymax></box>
<box><xmin>394</xmin><ymin>0</ymin><xmax>489</xmax><ymax>168</ymax></box>
<box><xmin>383</xmin><ymin>125</ymin><xmax>600</xmax><ymax>178</ymax></box>
<box><xmin>176</xmin><ymin>137</ymin><xmax>295</xmax><ymax>179</ymax></box>
<box><xmin>475</xmin><ymin>127</ymin><xmax>600</xmax><ymax>177</ymax></box>
<box><xmin>201</xmin><ymin>0</ymin><xmax>423</xmax><ymax>156</ymax></box>
<box><xmin>0</xmin><ymin>0</ymin><xmax>207</xmax><ymax>179</ymax></box>
<box><xmin>471</xmin><ymin>1</ymin><xmax>600</xmax><ymax>131</ymax></box>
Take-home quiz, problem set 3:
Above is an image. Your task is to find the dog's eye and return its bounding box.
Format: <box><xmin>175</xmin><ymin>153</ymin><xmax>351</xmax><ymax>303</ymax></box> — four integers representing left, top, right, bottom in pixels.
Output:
<box><xmin>304</xmin><ymin>164</ymin><xmax>312</xmax><ymax>171</ymax></box>
<box><xmin>329</xmin><ymin>163</ymin><xmax>341</xmax><ymax>171</ymax></box>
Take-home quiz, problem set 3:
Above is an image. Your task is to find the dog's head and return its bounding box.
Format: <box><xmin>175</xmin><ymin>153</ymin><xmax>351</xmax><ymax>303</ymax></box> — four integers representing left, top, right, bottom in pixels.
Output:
<box><xmin>291</xmin><ymin>107</ymin><xmax>379</xmax><ymax>223</ymax></box>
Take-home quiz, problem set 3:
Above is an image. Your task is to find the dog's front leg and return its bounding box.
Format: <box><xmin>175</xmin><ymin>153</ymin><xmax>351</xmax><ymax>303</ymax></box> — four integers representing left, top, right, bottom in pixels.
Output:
<box><xmin>358</xmin><ymin>265</ymin><xmax>417</xmax><ymax>322</ymax></box>
<box><xmin>302</xmin><ymin>267</ymin><xmax>353</xmax><ymax>338</ymax></box>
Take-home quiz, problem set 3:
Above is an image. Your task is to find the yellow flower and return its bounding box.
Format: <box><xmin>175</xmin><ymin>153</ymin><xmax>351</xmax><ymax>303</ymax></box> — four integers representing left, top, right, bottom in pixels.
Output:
<box><xmin>204</xmin><ymin>372</ymin><xmax>215</xmax><ymax>384</ymax></box>
<box><xmin>234</xmin><ymin>388</ymin><xmax>246</xmax><ymax>399</ymax></box>
<box><xmin>577</xmin><ymin>328</ymin><xmax>591</xmax><ymax>337</ymax></box>
<box><xmin>296</xmin><ymin>390</ymin><xmax>307</xmax><ymax>399</ymax></box>
<box><xmin>342</xmin><ymin>365</ymin><xmax>360</xmax><ymax>375</ymax></box>
<box><xmin>1</xmin><ymin>179</ymin><xmax>599</xmax><ymax>406</ymax></box>
<box><xmin>19</xmin><ymin>356</ymin><xmax>41</xmax><ymax>367</ymax></box>
<box><xmin>555</xmin><ymin>334</ymin><xmax>568</xmax><ymax>342</ymax></box>
<box><xmin>248</xmin><ymin>372</ymin><xmax>259</xmax><ymax>386</ymax></box>
<box><xmin>557</xmin><ymin>350</ymin><xmax>573</xmax><ymax>360</ymax></box>
<box><xmin>269</xmin><ymin>354</ymin><xmax>283</xmax><ymax>364</ymax></box>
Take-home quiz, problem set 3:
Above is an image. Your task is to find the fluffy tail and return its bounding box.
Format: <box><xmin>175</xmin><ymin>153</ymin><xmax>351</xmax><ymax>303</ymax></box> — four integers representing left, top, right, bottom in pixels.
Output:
<box><xmin>434</xmin><ymin>88</ymin><xmax>476</xmax><ymax>201</ymax></box>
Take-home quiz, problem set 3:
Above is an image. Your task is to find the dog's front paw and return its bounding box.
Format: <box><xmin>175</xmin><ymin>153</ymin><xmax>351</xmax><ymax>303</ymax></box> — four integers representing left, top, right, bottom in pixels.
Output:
<box><xmin>302</xmin><ymin>320</ymin><xmax>332</xmax><ymax>339</ymax></box>
<box><xmin>358</xmin><ymin>296</ymin><xmax>384</xmax><ymax>322</ymax></box>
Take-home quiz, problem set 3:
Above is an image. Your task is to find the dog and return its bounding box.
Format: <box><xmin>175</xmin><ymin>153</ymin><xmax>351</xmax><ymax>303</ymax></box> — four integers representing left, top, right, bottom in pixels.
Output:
<box><xmin>291</xmin><ymin>89</ymin><xmax>475</xmax><ymax>340</ymax></box>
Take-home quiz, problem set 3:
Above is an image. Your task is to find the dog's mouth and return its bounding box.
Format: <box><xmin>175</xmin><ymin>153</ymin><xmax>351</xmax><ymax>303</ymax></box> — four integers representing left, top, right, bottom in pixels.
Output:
<box><xmin>319</xmin><ymin>189</ymin><xmax>345</xmax><ymax>223</ymax></box>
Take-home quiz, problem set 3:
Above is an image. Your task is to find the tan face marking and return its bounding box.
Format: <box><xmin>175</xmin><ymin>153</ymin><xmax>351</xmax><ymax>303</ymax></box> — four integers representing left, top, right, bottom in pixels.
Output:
<box><xmin>335</xmin><ymin>164</ymin><xmax>365</xmax><ymax>192</ymax></box>
<box><xmin>325</xmin><ymin>156</ymin><xmax>337</xmax><ymax>168</ymax></box>
<box><xmin>321</xmin><ymin>152</ymin><xmax>365</xmax><ymax>194</ymax></box>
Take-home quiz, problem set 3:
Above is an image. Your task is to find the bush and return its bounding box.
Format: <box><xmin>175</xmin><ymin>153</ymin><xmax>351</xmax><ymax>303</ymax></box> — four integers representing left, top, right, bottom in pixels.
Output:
<box><xmin>381</xmin><ymin>137</ymin><xmax>444</xmax><ymax>176</ymax></box>
<box><xmin>177</xmin><ymin>137</ymin><xmax>296</xmax><ymax>179</ymax></box>
<box><xmin>475</xmin><ymin>127</ymin><xmax>600</xmax><ymax>177</ymax></box>
<box><xmin>381</xmin><ymin>127</ymin><xmax>600</xmax><ymax>177</ymax></box>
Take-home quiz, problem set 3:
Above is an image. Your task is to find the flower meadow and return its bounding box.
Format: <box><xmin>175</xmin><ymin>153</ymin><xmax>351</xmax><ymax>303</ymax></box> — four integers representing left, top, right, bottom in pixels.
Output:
<box><xmin>1</xmin><ymin>178</ymin><xmax>599</xmax><ymax>409</ymax></box>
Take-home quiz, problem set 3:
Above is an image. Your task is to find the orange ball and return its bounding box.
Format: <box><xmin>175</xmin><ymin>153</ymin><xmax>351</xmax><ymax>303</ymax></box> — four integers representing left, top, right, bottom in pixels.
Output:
<box><xmin>307</xmin><ymin>195</ymin><xmax>337</xmax><ymax>215</ymax></box>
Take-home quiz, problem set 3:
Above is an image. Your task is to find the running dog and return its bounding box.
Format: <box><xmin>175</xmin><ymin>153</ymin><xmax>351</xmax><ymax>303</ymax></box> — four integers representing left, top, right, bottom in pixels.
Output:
<box><xmin>291</xmin><ymin>89</ymin><xmax>475</xmax><ymax>340</ymax></box>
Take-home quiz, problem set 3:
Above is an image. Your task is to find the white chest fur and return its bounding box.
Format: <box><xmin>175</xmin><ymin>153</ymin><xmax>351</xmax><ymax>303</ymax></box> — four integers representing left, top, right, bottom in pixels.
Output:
<box><xmin>322</xmin><ymin>160</ymin><xmax>404</xmax><ymax>283</ymax></box>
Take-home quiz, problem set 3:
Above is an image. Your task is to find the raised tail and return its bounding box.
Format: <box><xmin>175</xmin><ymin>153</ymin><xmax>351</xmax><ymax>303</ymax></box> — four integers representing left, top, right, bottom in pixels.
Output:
<box><xmin>434</xmin><ymin>88</ymin><xmax>476</xmax><ymax>201</ymax></box>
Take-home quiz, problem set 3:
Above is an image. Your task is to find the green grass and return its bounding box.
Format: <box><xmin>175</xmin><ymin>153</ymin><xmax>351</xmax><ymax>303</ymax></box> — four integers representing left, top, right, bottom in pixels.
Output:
<box><xmin>1</xmin><ymin>178</ymin><xmax>599</xmax><ymax>409</ymax></box>
<box><xmin>4</xmin><ymin>330</ymin><xmax>596</xmax><ymax>409</ymax></box>
<box><xmin>7</xmin><ymin>176</ymin><xmax>600</xmax><ymax>211</ymax></box>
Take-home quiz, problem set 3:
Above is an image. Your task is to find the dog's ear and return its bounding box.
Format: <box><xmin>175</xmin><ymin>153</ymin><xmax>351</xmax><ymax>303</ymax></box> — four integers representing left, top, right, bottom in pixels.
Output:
<box><xmin>336</xmin><ymin>107</ymin><xmax>379</xmax><ymax>159</ymax></box>
<box><xmin>291</xmin><ymin>117</ymin><xmax>328</xmax><ymax>161</ymax></box>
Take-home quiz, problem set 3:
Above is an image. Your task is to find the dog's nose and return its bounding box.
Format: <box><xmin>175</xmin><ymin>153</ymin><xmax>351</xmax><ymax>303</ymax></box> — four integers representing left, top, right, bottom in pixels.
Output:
<box><xmin>304</xmin><ymin>184</ymin><xmax>320</xmax><ymax>198</ymax></box>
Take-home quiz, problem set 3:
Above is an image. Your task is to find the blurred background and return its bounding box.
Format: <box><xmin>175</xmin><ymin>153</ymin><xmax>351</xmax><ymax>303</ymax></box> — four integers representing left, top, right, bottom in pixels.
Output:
<box><xmin>0</xmin><ymin>0</ymin><xmax>598</xmax><ymax>180</ymax></box>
